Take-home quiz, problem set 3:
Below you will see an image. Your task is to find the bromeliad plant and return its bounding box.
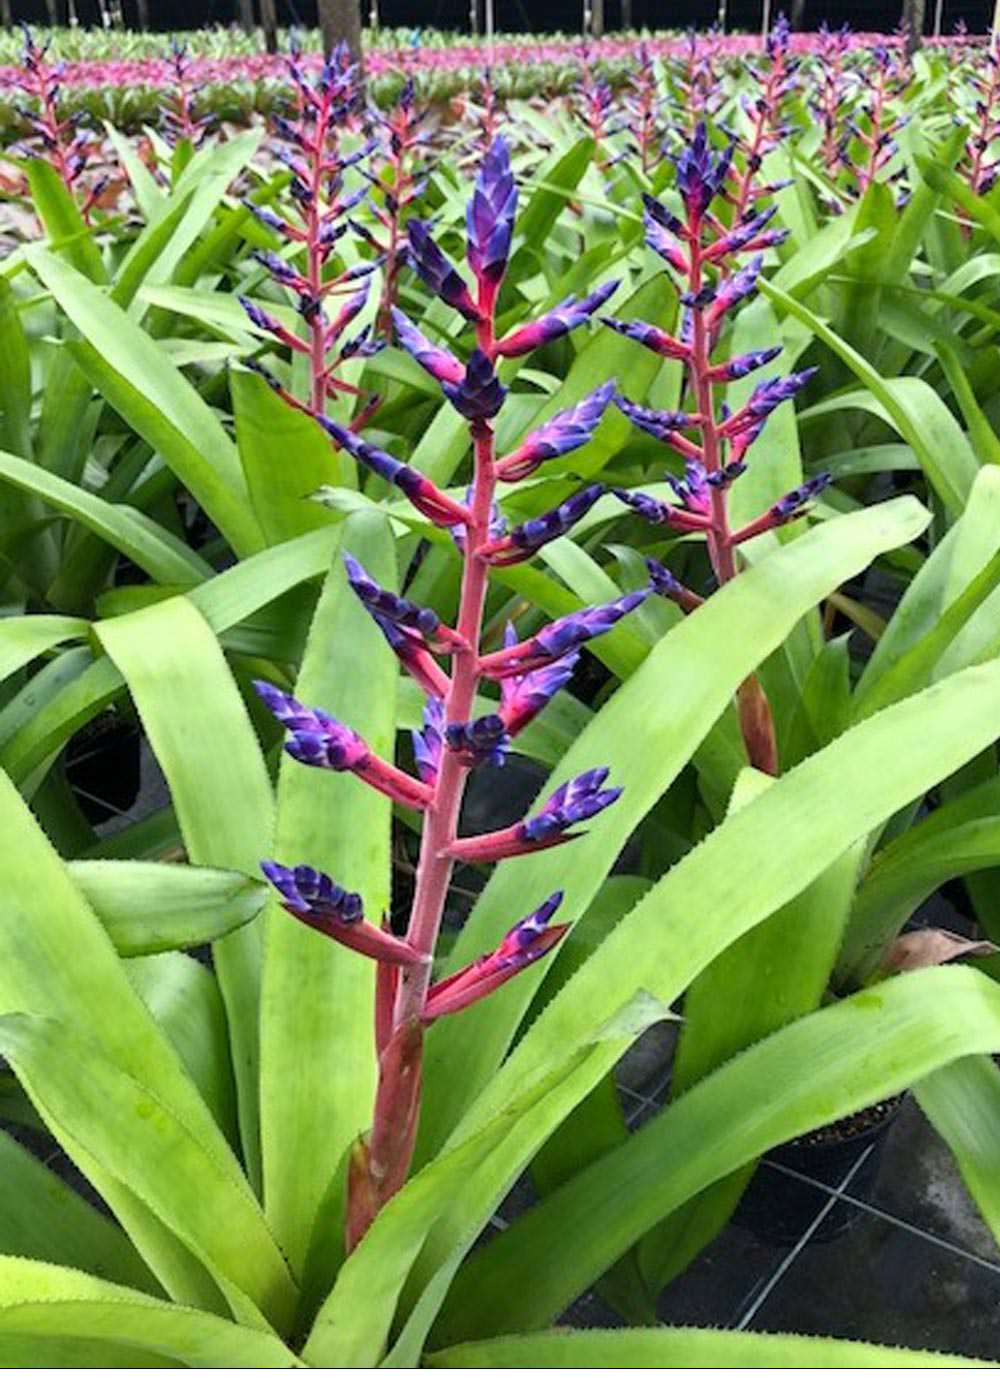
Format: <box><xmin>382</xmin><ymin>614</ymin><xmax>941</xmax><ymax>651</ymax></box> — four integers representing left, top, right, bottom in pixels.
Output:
<box><xmin>254</xmin><ymin>136</ymin><xmax>635</xmax><ymax>1245</ymax></box>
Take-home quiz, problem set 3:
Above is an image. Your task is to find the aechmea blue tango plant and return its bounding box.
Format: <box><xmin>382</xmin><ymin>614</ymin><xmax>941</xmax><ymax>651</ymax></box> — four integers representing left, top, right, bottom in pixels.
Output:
<box><xmin>256</xmin><ymin>136</ymin><xmax>642</xmax><ymax>1250</ymax></box>
<box><xmin>608</xmin><ymin>120</ymin><xmax>829</xmax><ymax>774</ymax></box>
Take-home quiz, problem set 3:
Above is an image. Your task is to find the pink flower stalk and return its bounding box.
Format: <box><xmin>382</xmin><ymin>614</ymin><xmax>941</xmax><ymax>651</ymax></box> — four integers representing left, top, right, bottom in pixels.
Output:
<box><xmin>624</xmin><ymin>44</ymin><xmax>666</xmax><ymax>176</ymax></box>
<box><xmin>609</xmin><ymin>124</ymin><xmax>829</xmax><ymax>776</ymax></box>
<box><xmin>11</xmin><ymin>26</ymin><xmax>103</xmax><ymax>218</ymax></box>
<box><xmin>574</xmin><ymin>49</ymin><xmax>626</xmax><ymax>172</ymax></box>
<box><xmin>844</xmin><ymin>43</ymin><xmax>909</xmax><ymax>194</ymax></box>
<box><xmin>959</xmin><ymin>40</ymin><xmax>1000</xmax><ymax>232</ymax></box>
<box><xmin>809</xmin><ymin>23</ymin><xmax>853</xmax><ymax>179</ymax></box>
<box><xmin>162</xmin><ymin>37</ymin><xmax>215</xmax><ymax>148</ymax></box>
<box><xmin>259</xmin><ymin>136</ymin><xmax>639</xmax><ymax>1250</ymax></box>
<box><xmin>726</xmin><ymin>14</ymin><xmax>798</xmax><ymax>225</ymax></box>
<box><xmin>242</xmin><ymin>41</ymin><xmax>382</xmax><ymax>421</ymax></box>
<box><xmin>362</xmin><ymin>76</ymin><xmax>431</xmax><ymax>339</ymax></box>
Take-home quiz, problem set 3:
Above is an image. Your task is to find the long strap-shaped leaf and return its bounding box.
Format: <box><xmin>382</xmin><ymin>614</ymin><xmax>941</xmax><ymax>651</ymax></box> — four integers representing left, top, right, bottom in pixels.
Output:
<box><xmin>0</xmin><ymin>1257</ymin><xmax>298</xmax><ymax>1368</ymax></box>
<box><xmin>260</xmin><ymin>514</ymin><xmax>396</xmax><ymax>1274</ymax></box>
<box><xmin>26</xmin><ymin>247</ymin><xmax>263</xmax><ymax>557</ymax></box>
<box><xmin>0</xmin><ymin>450</ymin><xmax>210</xmax><ymax>587</ymax></box>
<box><xmin>426</xmin><ymin>1327</ymin><xmax>995</xmax><ymax>1369</ymax></box>
<box><xmin>0</xmin><ymin>768</ymin><xmax>271</xmax><ymax>1311</ymax></box>
<box><xmin>0</xmin><ymin>1130</ymin><xmax>156</xmax><ymax>1293</ymax></box>
<box><xmin>96</xmin><ymin>596</ymin><xmax>275</xmax><ymax>1193</ymax></box>
<box><xmin>439</xmin><ymin>966</ymin><xmax>1000</xmax><ymax>1341</ymax></box>
<box><xmin>416</xmin><ymin>496</ymin><xmax>930</xmax><ymax>1159</ymax></box>
<box><xmin>0</xmin><ymin>1014</ymin><xmax>295</xmax><ymax>1336</ymax></box>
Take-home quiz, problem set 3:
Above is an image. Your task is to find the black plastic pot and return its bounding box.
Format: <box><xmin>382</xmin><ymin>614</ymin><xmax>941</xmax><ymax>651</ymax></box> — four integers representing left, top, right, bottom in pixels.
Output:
<box><xmin>66</xmin><ymin>712</ymin><xmax>142</xmax><ymax>824</ymax></box>
<box><xmin>734</xmin><ymin>1097</ymin><xmax>902</xmax><ymax>1246</ymax></box>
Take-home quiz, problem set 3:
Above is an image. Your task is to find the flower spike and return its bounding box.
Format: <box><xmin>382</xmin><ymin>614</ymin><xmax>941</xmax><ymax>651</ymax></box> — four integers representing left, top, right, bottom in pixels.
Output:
<box><xmin>344</xmin><ymin>553</ymin><xmax>466</xmax><ymax>653</ymax></box>
<box><xmin>447</xmin><ymin>768</ymin><xmax>623</xmax><ymax>862</ymax></box>
<box><xmin>467</xmin><ymin>134</ymin><xmax>517</xmax><ymax>290</ymax></box>
<box><xmin>494</xmin><ymin>281</ymin><xmax>619</xmax><ymax>358</ymax></box>
<box><xmin>442</xmin><ymin>349</ymin><xmax>507</xmax><ymax>422</ymax></box>
<box><xmin>480</xmin><ymin>589</ymin><xmax>650</xmax><ymax>678</ymax></box>
<box><xmin>499</xmin><ymin>648</ymin><xmax>578</xmax><ymax>735</ymax></box>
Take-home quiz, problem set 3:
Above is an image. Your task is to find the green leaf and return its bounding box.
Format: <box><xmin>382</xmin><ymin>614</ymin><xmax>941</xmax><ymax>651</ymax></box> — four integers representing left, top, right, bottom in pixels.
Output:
<box><xmin>0</xmin><ymin>450</ymin><xmax>210</xmax><ymax>588</ymax></box>
<box><xmin>0</xmin><ymin>768</ymin><xmax>266</xmax><ymax>1310</ymax></box>
<box><xmin>0</xmin><ymin>1258</ymin><xmax>298</xmax><ymax>1368</ymax></box>
<box><xmin>231</xmin><ymin>364</ymin><xmax>355</xmax><ymax>545</ymax></box>
<box><xmin>260</xmin><ymin>513</ymin><xmax>395</xmax><ymax>1274</ymax></box>
<box><xmin>67</xmin><ymin>861</ymin><xmax>267</xmax><ymax>957</ymax></box>
<box><xmin>0</xmin><ymin>1013</ymin><xmax>295</xmax><ymax>1335</ymax></box>
<box><xmin>0</xmin><ymin>615</ymin><xmax>90</xmax><ymax>686</ymax></box>
<box><xmin>440</xmin><ymin>967</ymin><xmax>1000</xmax><ymax>1340</ymax></box>
<box><xmin>26</xmin><ymin>248</ymin><xmax>262</xmax><ymax>557</ymax></box>
<box><xmin>0</xmin><ymin>1132</ymin><xmax>156</xmax><ymax>1292</ymax></box>
<box><xmin>427</xmin><ymin>1327</ymin><xmax>995</xmax><ymax>1369</ymax></box>
<box><xmin>416</xmin><ymin>497</ymin><xmax>930</xmax><ymax>1158</ymax></box>
<box><xmin>125</xmin><ymin>953</ymin><xmax>237</xmax><ymax>1146</ymax></box>
<box><xmin>637</xmin><ymin>769</ymin><xmax>864</xmax><ymax>1296</ymax></box>
<box><xmin>765</xmin><ymin>276</ymin><xmax>979</xmax><ymax>514</ymax></box>
<box><xmin>916</xmin><ymin>1055</ymin><xmax>1000</xmax><ymax>1247</ymax></box>
<box><xmin>95</xmin><ymin>597</ymin><xmax>275</xmax><ymax>1193</ymax></box>
<box><xmin>25</xmin><ymin>160</ymin><xmax>106</xmax><ymax>284</ymax></box>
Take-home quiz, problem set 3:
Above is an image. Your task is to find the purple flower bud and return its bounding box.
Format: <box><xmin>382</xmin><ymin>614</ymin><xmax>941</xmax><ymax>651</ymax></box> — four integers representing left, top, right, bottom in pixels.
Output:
<box><xmin>467</xmin><ymin>135</ymin><xmax>517</xmax><ymax>288</ymax></box>
<box><xmin>443</xmin><ymin>349</ymin><xmax>507</xmax><ymax>421</ymax></box>
<box><xmin>738</xmin><ymin>367</ymin><xmax>817</xmax><ymax>424</ymax></box>
<box><xmin>613</xmin><ymin>488</ymin><xmax>683</xmax><ymax>528</ymax></box>
<box><xmin>532</xmin><ymin>589</ymin><xmax>650</xmax><ymax>663</ymax></box>
<box><xmin>479</xmin><ymin>485</ymin><xmax>604</xmax><ymax>565</ymax></box>
<box><xmin>494</xmin><ymin>281</ymin><xmax>619</xmax><ymax>358</ymax></box>
<box><xmin>262</xmin><ymin>860</ymin><xmax>363</xmax><ymax>925</ymax></box>
<box><xmin>391</xmin><ymin>308</ymin><xmax>465</xmax><ymax>386</ymax></box>
<box><xmin>345</xmin><ymin>552</ymin><xmax>438</xmax><ymax>635</ymax></box>
<box><xmin>644</xmin><ymin>215</ymin><xmax>690</xmax><ymax>276</ymax></box>
<box><xmin>495</xmin><ymin>381</ymin><xmax>615</xmax><ymax>481</ymax></box>
<box><xmin>707</xmin><ymin>257</ymin><xmax>763</xmax><ymax>326</ymax></box>
<box><xmin>423</xmin><ymin>891</ymin><xmax>570</xmax><ymax>1019</ymax></box>
<box><xmin>372</xmin><ymin>616</ymin><xmax>449</xmax><ymax>700</ymax></box>
<box><xmin>254</xmin><ymin>680</ymin><xmax>369</xmax><ymax>771</ymax></box>
<box><xmin>674</xmin><ymin>122</ymin><xmax>733</xmax><ymax>219</ymax></box>
<box><xmin>407</xmin><ymin>220</ymin><xmax>481</xmax><ymax>322</ymax></box>
<box><xmin>238</xmin><ymin>295</ymin><xmax>284</xmax><ymax>337</ymax></box>
<box><xmin>641</xmin><ymin>193</ymin><xmax>685</xmax><ymax>236</ymax></box>
<box><xmin>645</xmin><ymin>557</ymin><xmax>683</xmax><ymax>598</ymax></box>
<box><xmin>601</xmin><ymin>316</ymin><xmax>689</xmax><ymax>360</ymax></box>
<box><xmin>317</xmin><ymin>417</ymin><xmax>471</xmax><ymax>529</ymax></box>
<box><xmin>772</xmin><ymin>471</ymin><xmax>832</xmax><ymax>519</ymax></box>
<box><xmin>614</xmin><ymin>394</ymin><xmax>694</xmax><ymax>444</ymax></box>
<box><xmin>708</xmin><ymin>345</ymin><xmax>782</xmax><ymax>381</ymax></box>
<box><xmin>521</xmin><ymin>769</ymin><xmax>622</xmax><ymax>843</ymax></box>
<box><xmin>499</xmin><ymin>650</ymin><xmax>578</xmax><ymax>734</ymax></box>
<box><xmin>413</xmin><ymin>697</ymin><xmax>444</xmax><ymax>783</ymax></box>
<box><xmin>445</xmin><ymin>713</ymin><xmax>510</xmax><ymax>767</ymax></box>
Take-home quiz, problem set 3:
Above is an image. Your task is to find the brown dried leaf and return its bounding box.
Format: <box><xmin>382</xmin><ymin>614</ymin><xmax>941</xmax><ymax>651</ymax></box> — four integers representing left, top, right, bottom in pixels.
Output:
<box><xmin>884</xmin><ymin>927</ymin><xmax>998</xmax><ymax>974</ymax></box>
